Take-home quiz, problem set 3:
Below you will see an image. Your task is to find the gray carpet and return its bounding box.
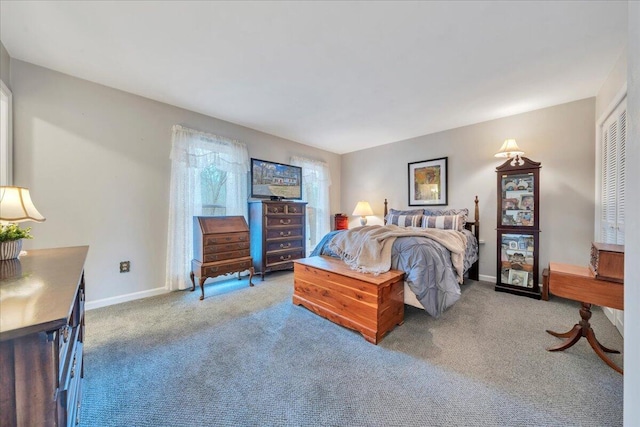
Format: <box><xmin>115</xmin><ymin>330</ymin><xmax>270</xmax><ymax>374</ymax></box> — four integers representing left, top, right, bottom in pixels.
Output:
<box><xmin>79</xmin><ymin>273</ymin><xmax>623</xmax><ymax>426</ymax></box>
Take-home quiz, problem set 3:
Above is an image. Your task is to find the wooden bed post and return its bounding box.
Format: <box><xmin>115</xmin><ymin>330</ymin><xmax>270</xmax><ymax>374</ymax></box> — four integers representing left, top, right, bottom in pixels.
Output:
<box><xmin>474</xmin><ymin>195</ymin><xmax>479</xmax><ymax>240</ymax></box>
<box><xmin>468</xmin><ymin>195</ymin><xmax>480</xmax><ymax>281</ymax></box>
<box><xmin>384</xmin><ymin>198</ymin><xmax>388</xmax><ymax>224</ymax></box>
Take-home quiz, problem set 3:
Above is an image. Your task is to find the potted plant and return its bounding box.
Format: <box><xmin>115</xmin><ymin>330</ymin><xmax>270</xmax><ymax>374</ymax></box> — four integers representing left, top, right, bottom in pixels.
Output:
<box><xmin>0</xmin><ymin>224</ymin><xmax>33</xmax><ymax>260</ymax></box>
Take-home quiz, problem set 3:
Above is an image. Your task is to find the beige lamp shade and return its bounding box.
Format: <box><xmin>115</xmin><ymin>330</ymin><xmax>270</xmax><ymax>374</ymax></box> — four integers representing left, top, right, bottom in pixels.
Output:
<box><xmin>0</xmin><ymin>186</ymin><xmax>46</xmax><ymax>223</ymax></box>
<box><xmin>352</xmin><ymin>201</ymin><xmax>373</xmax><ymax>226</ymax></box>
<box><xmin>495</xmin><ymin>139</ymin><xmax>524</xmax><ymax>158</ymax></box>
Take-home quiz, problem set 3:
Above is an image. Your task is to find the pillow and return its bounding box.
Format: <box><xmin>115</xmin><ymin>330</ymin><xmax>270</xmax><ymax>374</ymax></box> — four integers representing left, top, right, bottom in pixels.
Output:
<box><xmin>385</xmin><ymin>208</ymin><xmax>424</xmax><ymax>225</ymax></box>
<box><xmin>421</xmin><ymin>215</ymin><xmax>463</xmax><ymax>231</ymax></box>
<box><xmin>387</xmin><ymin>214</ymin><xmax>423</xmax><ymax>228</ymax></box>
<box><xmin>424</xmin><ymin>208</ymin><xmax>469</xmax><ymax>227</ymax></box>
<box><xmin>388</xmin><ymin>208</ymin><xmax>425</xmax><ymax>216</ymax></box>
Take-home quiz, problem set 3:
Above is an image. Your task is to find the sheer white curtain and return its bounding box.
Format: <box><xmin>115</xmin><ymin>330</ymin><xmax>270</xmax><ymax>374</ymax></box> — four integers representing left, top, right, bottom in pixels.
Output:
<box><xmin>290</xmin><ymin>156</ymin><xmax>331</xmax><ymax>254</ymax></box>
<box><xmin>166</xmin><ymin>125</ymin><xmax>250</xmax><ymax>290</ymax></box>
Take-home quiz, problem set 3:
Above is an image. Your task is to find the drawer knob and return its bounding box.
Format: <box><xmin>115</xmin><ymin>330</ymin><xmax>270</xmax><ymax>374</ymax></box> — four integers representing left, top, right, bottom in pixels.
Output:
<box><xmin>70</xmin><ymin>355</ymin><xmax>77</xmax><ymax>379</ymax></box>
<box><xmin>280</xmin><ymin>219</ymin><xmax>291</xmax><ymax>225</ymax></box>
<box><xmin>271</xmin><ymin>207</ymin><xmax>280</xmax><ymax>213</ymax></box>
<box><xmin>280</xmin><ymin>255</ymin><xmax>292</xmax><ymax>261</ymax></box>
<box><xmin>280</xmin><ymin>243</ymin><xmax>291</xmax><ymax>249</ymax></box>
<box><xmin>280</xmin><ymin>231</ymin><xmax>292</xmax><ymax>237</ymax></box>
<box><xmin>290</xmin><ymin>207</ymin><xmax>297</xmax><ymax>213</ymax></box>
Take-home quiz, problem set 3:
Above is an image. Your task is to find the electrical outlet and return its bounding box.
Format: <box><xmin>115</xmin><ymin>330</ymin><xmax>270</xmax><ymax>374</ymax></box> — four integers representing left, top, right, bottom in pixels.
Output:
<box><xmin>120</xmin><ymin>261</ymin><xmax>130</xmax><ymax>273</ymax></box>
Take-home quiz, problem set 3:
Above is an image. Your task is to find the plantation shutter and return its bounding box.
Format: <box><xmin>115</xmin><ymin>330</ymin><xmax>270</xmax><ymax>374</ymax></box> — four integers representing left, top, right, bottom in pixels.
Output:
<box><xmin>599</xmin><ymin>99</ymin><xmax>626</xmax><ymax>245</ymax></box>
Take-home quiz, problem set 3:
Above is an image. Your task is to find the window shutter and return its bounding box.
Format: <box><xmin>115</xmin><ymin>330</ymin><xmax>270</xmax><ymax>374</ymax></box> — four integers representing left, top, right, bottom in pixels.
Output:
<box><xmin>599</xmin><ymin>99</ymin><xmax>626</xmax><ymax>245</ymax></box>
<box><xmin>617</xmin><ymin>110</ymin><xmax>626</xmax><ymax>244</ymax></box>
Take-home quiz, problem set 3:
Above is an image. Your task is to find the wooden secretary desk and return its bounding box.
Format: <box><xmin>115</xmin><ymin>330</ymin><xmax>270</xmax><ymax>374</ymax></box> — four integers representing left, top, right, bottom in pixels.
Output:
<box><xmin>0</xmin><ymin>246</ymin><xmax>89</xmax><ymax>427</ymax></box>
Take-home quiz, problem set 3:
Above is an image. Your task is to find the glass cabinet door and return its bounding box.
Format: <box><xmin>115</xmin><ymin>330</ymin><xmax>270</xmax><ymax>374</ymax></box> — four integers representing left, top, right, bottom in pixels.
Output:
<box><xmin>499</xmin><ymin>232</ymin><xmax>536</xmax><ymax>289</ymax></box>
<box><xmin>500</xmin><ymin>172</ymin><xmax>535</xmax><ymax>227</ymax></box>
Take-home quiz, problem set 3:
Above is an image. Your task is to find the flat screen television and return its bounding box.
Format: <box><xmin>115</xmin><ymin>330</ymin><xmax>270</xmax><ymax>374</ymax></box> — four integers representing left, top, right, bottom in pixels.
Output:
<box><xmin>250</xmin><ymin>158</ymin><xmax>302</xmax><ymax>200</ymax></box>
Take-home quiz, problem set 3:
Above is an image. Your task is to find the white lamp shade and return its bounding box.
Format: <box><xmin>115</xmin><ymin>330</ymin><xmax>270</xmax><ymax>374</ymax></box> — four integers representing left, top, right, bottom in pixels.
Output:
<box><xmin>352</xmin><ymin>201</ymin><xmax>374</xmax><ymax>217</ymax></box>
<box><xmin>495</xmin><ymin>139</ymin><xmax>524</xmax><ymax>158</ymax></box>
<box><xmin>0</xmin><ymin>187</ymin><xmax>46</xmax><ymax>223</ymax></box>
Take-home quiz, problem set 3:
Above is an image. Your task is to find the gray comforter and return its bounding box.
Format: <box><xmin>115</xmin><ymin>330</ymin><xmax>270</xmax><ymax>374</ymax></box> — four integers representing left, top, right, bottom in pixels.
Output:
<box><xmin>310</xmin><ymin>229</ymin><xmax>478</xmax><ymax>318</ymax></box>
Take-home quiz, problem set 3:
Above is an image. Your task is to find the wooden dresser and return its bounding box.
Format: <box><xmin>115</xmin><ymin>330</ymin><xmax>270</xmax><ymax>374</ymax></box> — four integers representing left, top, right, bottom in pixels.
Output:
<box><xmin>190</xmin><ymin>216</ymin><xmax>254</xmax><ymax>300</ymax></box>
<box><xmin>0</xmin><ymin>246</ymin><xmax>88</xmax><ymax>427</ymax></box>
<box><xmin>249</xmin><ymin>200</ymin><xmax>307</xmax><ymax>279</ymax></box>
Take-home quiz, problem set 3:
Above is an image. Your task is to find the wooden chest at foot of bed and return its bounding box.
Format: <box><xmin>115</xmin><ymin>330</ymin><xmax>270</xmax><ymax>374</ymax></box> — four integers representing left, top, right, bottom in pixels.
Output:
<box><xmin>293</xmin><ymin>256</ymin><xmax>405</xmax><ymax>344</ymax></box>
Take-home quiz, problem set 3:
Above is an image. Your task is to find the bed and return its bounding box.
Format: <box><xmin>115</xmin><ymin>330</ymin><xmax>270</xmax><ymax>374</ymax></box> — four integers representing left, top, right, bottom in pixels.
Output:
<box><xmin>310</xmin><ymin>197</ymin><xmax>480</xmax><ymax>318</ymax></box>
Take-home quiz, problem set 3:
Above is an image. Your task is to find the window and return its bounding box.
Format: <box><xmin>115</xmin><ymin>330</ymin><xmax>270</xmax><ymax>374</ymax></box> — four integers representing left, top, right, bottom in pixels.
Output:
<box><xmin>0</xmin><ymin>79</ymin><xmax>12</xmax><ymax>186</ymax></box>
<box><xmin>166</xmin><ymin>125</ymin><xmax>250</xmax><ymax>290</ymax></box>
<box><xmin>290</xmin><ymin>156</ymin><xmax>331</xmax><ymax>254</ymax></box>
<box><xmin>201</xmin><ymin>165</ymin><xmax>227</xmax><ymax>216</ymax></box>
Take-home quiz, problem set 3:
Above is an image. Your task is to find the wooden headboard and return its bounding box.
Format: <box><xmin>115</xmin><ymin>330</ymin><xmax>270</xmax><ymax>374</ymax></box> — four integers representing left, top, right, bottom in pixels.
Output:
<box><xmin>383</xmin><ymin>196</ymin><xmax>480</xmax><ymax>280</ymax></box>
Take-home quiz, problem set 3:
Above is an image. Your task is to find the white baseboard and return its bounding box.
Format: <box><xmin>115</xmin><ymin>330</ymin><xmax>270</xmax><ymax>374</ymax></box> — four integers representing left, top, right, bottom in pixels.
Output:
<box><xmin>479</xmin><ymin>274</ymin><xmax>496</xmax><ymax>283</ymax></box>
<box><xmin>86</xmin><ymin>286</ymin><xmax>170</xmax><ymax>310</ymax></box>
<box><xmin>603</xmin><ymin>307</ymin><xmax>624</xmax><ymax>337</ymax></box>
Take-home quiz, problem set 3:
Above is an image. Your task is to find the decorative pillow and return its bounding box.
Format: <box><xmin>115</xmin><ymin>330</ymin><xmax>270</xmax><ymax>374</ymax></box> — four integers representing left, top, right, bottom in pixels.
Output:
<box><xmin>421</xmin><ymin>215</ymin><xmax>463</xmax><ymax>231</ymax></box>
<box><xmin>424</xmin><ymin>208</ymin><xmax>469</xmax><ymax>227</ymax></box>
<box><xmin>385</xmin><ymin>208</ymin><xmax>424</xmax><ymax>225</ymax></box>
<box><xmin>387</xmin><ymin>214</ymin><xmax>423</xmax><ymax>228</ymax></box>
<box><xmin>388</xmin><ymin>208</ymin><xmax>425</xmax><ymax>216</ymax></box>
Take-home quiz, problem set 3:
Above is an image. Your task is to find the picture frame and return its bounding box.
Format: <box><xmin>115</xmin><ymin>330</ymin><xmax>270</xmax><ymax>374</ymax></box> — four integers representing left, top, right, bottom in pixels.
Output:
<box><xmin>408</xmin><ymin>157</ymin><xmax>447</xmax><ymax>206</ymax></box>
<box><xmin>519</xmin><ymin>194</ymin><xmax>534</xmax><ymax>210</ymax></box>
<box><xmin>508</xmin><ymin>269</ymin><xmax>529</xmax><ymax>287</ymax></box>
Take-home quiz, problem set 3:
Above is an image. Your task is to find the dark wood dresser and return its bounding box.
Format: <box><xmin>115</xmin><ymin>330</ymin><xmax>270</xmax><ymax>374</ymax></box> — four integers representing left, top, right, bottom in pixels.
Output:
<box><xmin>0</xmin><ymin>246</ymin><xmax>89</xmax><ymax>427</ymax></box>
<box><xmin>190</xmin><ymin>216</ymin><xmax>254</xmax><ymax>300</ymax></box>
<box><xmin>249</xmin><ymin>200</ymin><xmax>307</xmax><ymax>279</ymax></box>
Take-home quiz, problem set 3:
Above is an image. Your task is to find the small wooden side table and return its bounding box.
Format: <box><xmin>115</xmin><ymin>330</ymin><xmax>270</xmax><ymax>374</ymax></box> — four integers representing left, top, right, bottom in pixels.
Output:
<box><xmin>546</xmin><ymin>262</ymin><xmax>623</xmax><ymax>374</ymax></box>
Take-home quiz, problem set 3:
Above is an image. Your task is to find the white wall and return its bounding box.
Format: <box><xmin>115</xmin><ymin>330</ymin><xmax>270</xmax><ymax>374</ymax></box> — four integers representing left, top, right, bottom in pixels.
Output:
<box><xmin>0</xmin><ymin>41</ymin><xmax>9</xmax><ymax>86</ymax></box>
<box><xmin>10</xmin><ymin>59</ymin><xmax>341</xmax><ymax>306</ymax></box>
<box><xmin>341</xmin><ymin>98</ymin><xmax>596</xmax><ymax>282</ymax></box>
<box><xmin>596</xmin><ymin>46</ymin><xmax>627</xmax><ymax>122</ymax></box>
<box><xmin>624</xmin><ymin>2</ymin><xmax>640</xmax><ymax>424</ymax></box>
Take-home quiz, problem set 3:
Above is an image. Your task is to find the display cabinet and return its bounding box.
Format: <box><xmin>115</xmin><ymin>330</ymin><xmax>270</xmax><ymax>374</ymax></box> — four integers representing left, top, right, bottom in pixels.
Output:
<box><xmin>496</xmin><ymin>156</ymin><xmax>541</xmax><ymax>299</ymax></box>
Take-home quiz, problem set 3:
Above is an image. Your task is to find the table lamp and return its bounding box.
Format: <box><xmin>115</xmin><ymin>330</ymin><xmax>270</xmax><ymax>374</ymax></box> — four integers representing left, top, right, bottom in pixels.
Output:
<box><xmin>495</xmin><ymin>139</ymin><xmax>525</xmax><ymax>166</ymax></box>
<box><xmin>352</xmin><ymin>201</ymin><xmax>373</xmax><ymax>226</ymax></box>
<box><xmin>0</xmin><ymin>186</ymin><xmax>46</xmax><ymax>260</ymax></box>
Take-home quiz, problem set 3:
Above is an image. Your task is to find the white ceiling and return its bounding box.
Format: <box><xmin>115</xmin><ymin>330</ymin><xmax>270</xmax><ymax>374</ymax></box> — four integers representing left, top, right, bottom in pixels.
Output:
<box><xmin>0</xmin><ymin>1</ymin><xmax>627</xmax><ymax>154</ymax></box>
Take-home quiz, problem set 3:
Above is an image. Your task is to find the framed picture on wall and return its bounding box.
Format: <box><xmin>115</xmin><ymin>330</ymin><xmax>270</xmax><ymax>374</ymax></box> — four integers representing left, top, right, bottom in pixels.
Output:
<box><xmin>408</xmin><ymin>157</ymin><xmax>448</xmax><ymax>206</ymax></box>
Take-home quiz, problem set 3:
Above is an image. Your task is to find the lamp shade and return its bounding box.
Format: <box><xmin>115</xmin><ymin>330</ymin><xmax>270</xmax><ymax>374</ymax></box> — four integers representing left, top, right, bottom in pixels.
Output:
<box><xmin>352</xmin><ymin>201</ymin><xmax>373</xmax><ymax>217</ymax></box>
<box><xmin>0</xmin><ymin>186</ymin><xmax>46</xmax><ymax>223</ymax></box>
<box><xmin>495</xmin><ymin>139</ymin><xmax>524</xmax><ymax>158</ymax></box>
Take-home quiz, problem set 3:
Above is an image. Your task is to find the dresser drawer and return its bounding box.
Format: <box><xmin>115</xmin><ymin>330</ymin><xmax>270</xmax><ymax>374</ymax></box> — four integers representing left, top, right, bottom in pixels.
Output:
<box><xmin>203</xmin><ymin>241</ymin><xmax>249</xmax><ymax>254</ymax></box>
<box><xmin>64</xmin><ymin>342</ymin><xmax>83</xmax><ymax>419</ymax></box>
<box><xmin>204</xmin><ymin>232</ymin><xmax>248</xmax><ymax>246</ymax></box>
<box><xmin>203</xmin><ymin>249</ymin><xmax>251</xmax><ymax>263</ymax></box>
<box><xmin>59</xmin><ymin>327</ymin><xmax>81</xmax><ymax>393</ymax></box>
<box><xmin>266</xmin><ymin>239</ymin><xmax>304</xmax><ymax>252</ymax></box>
<box><xmin>265</xmin><ymin>216</ymin><xmax>304</xmax><ymax>227</ymax></box>
<box><xmin>203</xmin><ymin>258</ymin><xmax>253</xmax><ymax>277</ymax></box>
<box><xmin>58</xmin><ymin>323</ymin><xmax>78</xmax><ymax>378</ymax></box>
<box><xmin>263</xmin><ymin>203</ymin><xmax>305</xmax><ymax>215</ymax></box>
<box><xmin>266</xmin><ymin>227</ymin><xmax>303</xmax><ymax>240</ymax></box>
<box><xmin>266</xmin><ymin>249</ymin><xmax>305</xmax><ymax>266</ymax></box>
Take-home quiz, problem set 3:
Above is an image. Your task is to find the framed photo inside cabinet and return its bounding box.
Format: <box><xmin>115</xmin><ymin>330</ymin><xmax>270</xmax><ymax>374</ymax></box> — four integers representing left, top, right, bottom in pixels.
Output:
<box><xmin>495</xmin><ymin>154</ymin><xmax>541</xmax><ymax>300</ymax></box>
<box><xmin>408</xmin><ymin>157</ymin><xmax>447</xmax><ymax>206</ymax></box>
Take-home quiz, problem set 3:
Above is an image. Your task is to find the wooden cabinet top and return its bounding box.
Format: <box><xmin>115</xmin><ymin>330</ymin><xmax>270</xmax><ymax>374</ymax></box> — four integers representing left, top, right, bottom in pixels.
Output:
<box><xmin>0</xmin><ymin>246</ymin><xmax>89</xmax><ymax>341</ymax></box>
<box><xmin>195</xmin><ymin>216</ymin><xmax>248</xmax><ymax>234</ymax></box>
